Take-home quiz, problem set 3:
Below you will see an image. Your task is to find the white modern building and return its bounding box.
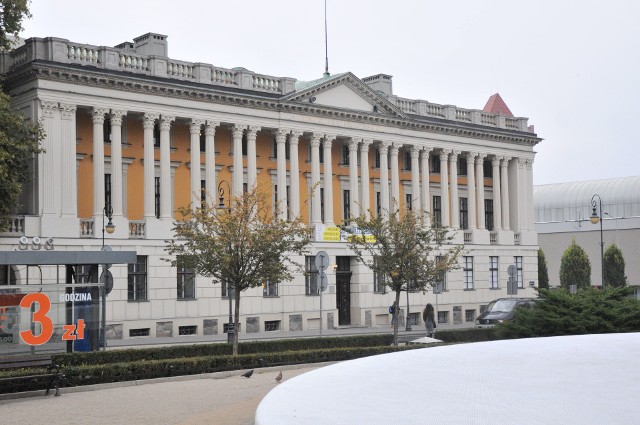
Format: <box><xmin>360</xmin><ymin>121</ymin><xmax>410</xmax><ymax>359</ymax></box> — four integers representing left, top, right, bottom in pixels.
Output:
<box><xmin>0</xmin><ymin>33</ymin><xmax>540</xmax><ymax>348</ymax></box>
<box><xmin>534</xmin><ymin>176</ymin><xmax>640</xmax><ymax>289</ymax></box>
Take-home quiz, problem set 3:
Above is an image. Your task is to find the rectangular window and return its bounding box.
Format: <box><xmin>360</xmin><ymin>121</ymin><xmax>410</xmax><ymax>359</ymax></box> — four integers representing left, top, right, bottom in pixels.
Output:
<box><xmin>179</xmin><ymin>325</ymin><xmax>197</xmax><ymax>336</ymax></box>
<box><xmin>403</xmin><ymin>150</ymin><xmax>411</xmax><ymax>171</ymax></box>
<box><xmin>153</xmin><ymin>122</ymin><xmax>160</xmax><ymax>148</ymax></box>
<box><xmin>515</xmin><ymin>256</ymin><xmax>524</xmax><ymax>288</ymax></box>
<box><xmin>485</xmin><ymin>199</ymin><xmax>494</xmax><ymax>231</ymax></box>
<box><xmin>128</xmin><ymin>256</ymin><xmax>148</xmax><ymax>301</ymax></box>
<box><xmin>221</xmin><ymin>280</ymin><xmax>233</xmax><ymax>298</ymax></box>
<box><xmin>200</xmin><ymin>129</ymin><xmax>206</xmax><ymax>153</ymax></box>
<box><xmin>343</xmin><ymin>189</ymin><xmax>350</xmax><ymax>220</ymax></box>
<box><xmin>104</xmin><ymin>173</ymin><xmax>112</xmax><ymax>210</ymax></box>
<box><xmin>103</xmin><ymin>117</ymin><xmax>112</xmax><ymax>144</ymax></box>
<box><xmin>342</xmin><ymin>144</ymin><xmax>350</xmax><ymax>165</ymax></box>
<box><xmin>490</xmin><ymin>256</ymin><xmax>499</xmax><ymax>289</ymax></box>
<box><xmin>129</xmin><ymin>328</ymin><xmax>150</xmax><ymax>337</ymax></box>
<box><xmin>406</xmin><ymin>193</ymin><xmax>412</xmax><ymax>211</ymax></box>
<box><xmin>320</xmin><ymin>188</ymin><xmax>325</xmax><ymax>223</ymax></box>
<box><xmin>154</xmin><ymin>177</ymin><xmax>160</xmax><ymax>219</ymax></box>
<box><xmin>177</xmin><ymin>257</ymin><xmax>195</xmax><ymax>299</ymax></box>
<box><xmin>200</xmin><ymin>180</ymin><xmax>206</xmax><ymax>207</ymax></box>
<box><xmin>263</xmin><ymin>279</ymin><xmax>278</xmax><ymax>297</ymax></box>
<box><xmin>437</xmin><ymin>311</ymin><xmax>449</xmax><ymax>324</ymax></box>
<box><xmin>458</xmin><ymin>157</ymin><xmax>467</xmax><ymax>176</ymax></box>
<box><xmin>242</xmin><ymin>134</ymin><xmax>248</xmax><ymax>156</ymax></box>
<box><xmin>463</xmin><ymin>256</ymin><xmax>474</xmax><ymax>290</ymax></box>
<box><xmin>459</xmin><ymin>197</ymin><xmax>468</xmax><ymax>230</ymax></box>
<box><xmin>465</xmin><ymin>309</ymin><xmax>475</xmax><ymax>323</ymax></box>
<box><xmin>273</xmin><ymin>138</ymin><xmax>291</xmax><ymax>160</ymax></box>
<box><xmin>483</xmin><ymin>158</ymin><xmax>493</xmax><ymax>178</ymax></box>
<box><xmin>376</xmin><ymin>191</ymin><xmax>381</xmax><ymax>217</ymax></box>
<box><xmin>430</xmin><ymin>154</ymin><xmax>441</xmax><ymax>173</ymax></box>
<box><xmin>374</xmin><ymin>149</ymin><xmax>381</xmax><ymax>168</ymax></box>
<box><xmin>435</xmin><ymin>255</ymin><xmax>446</xmax><ymax>292</ymax></box>
<box><xmin>433</xmin><ymin>195</ymin><xmax>442</xmax><ymax>226</ymax></box>
<box><xmin>265</xmin><ymin>320</ymin><xmax>281</xmax><ymax>331</ymax></box>
<box><xmin>305</xmin><ymin>256</ymin><xmax>319</xmax><ymax>295</ymax></box>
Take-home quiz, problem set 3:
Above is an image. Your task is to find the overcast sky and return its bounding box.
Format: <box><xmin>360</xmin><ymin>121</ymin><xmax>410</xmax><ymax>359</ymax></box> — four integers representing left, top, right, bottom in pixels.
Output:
<box><xmin>21</xmin><ymin>0</ymin><xmax>639</xmax><ymax>185</ymax></box>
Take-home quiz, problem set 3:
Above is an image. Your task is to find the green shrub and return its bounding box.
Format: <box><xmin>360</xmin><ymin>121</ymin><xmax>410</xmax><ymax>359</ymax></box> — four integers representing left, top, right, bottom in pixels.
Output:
<box><xmin>435</xmin><ymin>327</ymin><xmax>497</xmax><ymax>343</ymax></box>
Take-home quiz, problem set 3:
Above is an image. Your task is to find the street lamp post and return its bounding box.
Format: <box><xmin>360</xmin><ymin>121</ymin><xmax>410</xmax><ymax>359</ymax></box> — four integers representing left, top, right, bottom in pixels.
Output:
<box><xmin>101</xmin><ymin>204</ymin><xmax>115</xmax><ymax>351</ymax></box>
<box><xmin>590</xmin><ymin>194</ymin><xmax>605</xmax><ymax>289</ymax></box>
<box><xmin>216</xmin><ymin>180</ymin><xmax>234</xmax><ymax>344</ymax></box>
<box><xmin>102</xmin><ymin>204</ymin><xmax>115</xmax><ymax>247</ymax></box>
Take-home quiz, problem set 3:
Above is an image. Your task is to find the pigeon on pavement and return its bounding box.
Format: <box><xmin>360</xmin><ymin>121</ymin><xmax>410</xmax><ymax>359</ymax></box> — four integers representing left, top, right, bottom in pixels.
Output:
<box><xmin>241</xmin><ymin>369</ymin><xmax>254</xmax><ymax>378</ymax></box>
<box><xmin>275</xmin><ymin>371</ymin><xmax>283</xmax><ymax>383</ymax></box>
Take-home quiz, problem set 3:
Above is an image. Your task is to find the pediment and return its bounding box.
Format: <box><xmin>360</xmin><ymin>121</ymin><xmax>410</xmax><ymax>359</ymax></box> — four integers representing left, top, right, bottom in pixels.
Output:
<box><xmin>285</xmin><ymin>72</ymin><xmax>406</xmax><ymax>119</ymax></box>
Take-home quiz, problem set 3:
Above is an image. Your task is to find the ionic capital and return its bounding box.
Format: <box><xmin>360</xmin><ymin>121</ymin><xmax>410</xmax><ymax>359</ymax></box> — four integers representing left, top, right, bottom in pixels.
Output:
<box><xmin>475</xmin><ymin>153</ymin><xmax>487</xmax><ymax>164</ymax></box>
<box><xmin>246</xmin><ymin>126</ymin><xmax>260</xmax><ymax>141</ymax></box>
<box><xmin>439</xmin><ymin>149</ymin><xmax>451</xmax><ymax>159</ymax></box>
<box><xmin>518</xmin><ymin>157</ymin><xmax>527</xmax><ymax>168</ymax></box>
<box><xmin>110</xmin><ymin>110</ymin><xmax>126</xmax><ymax>126</ymax></box>
<box><xmin>274</xmin><ymin>128</ymin><xmax>288</xmax><ymax>143</ymax></box>
<box><xmin>410</xmin><ymin>145</ymin><xmax>421</xmax><ymax>158</ymax></box>
<box><xmin>349</xmin><ymin>137</ymin><xmax>361</xmax><ymax>151</ymax></box>
<box><xmin>360</xmin><ymin>138</ymin><xmax>373</xmax><ymax>152</ymax></box>
<box><xmin>491</xmin><ymin>155</ymin><xmax>503</xmax><ymax>167</ymax></box>
<box><xmin>289</xmin><ymin>131</ymin><xmax>302</xmax><ymax>145</ymax></box>
<box><xmin>501</xmin><ymin>157</ymin><xmax>511</xmax><ymax>167</ymax></box>
<box><xmin>189</xmin><ymin>119</ymin><xmax>205</xmax><ymax>135</ymax></box>
<box><xmin>449</xmin><ymin>150</ymin><xmax>461</xmax><ymax>161</ymax></box>
<box><xmin>91</xmin><ymin>107</ymin><xmax>109</xmax><ymax>124</ymax></box>
<box><xmin>159</xmin><ymin>115</ymin><xmax>175</xmax><ymax>131</ymax></box>
<box><xmin>59</xmin><ymin>103</ymin><xmax>77</xmax><ymax>120</ymax></box>
<box><xmin>378</xmin><ymin>141</ymin><xmax>390</xmax><ymax>155</ymax></box>
<box><xmin>142</xmin><ymin>113</ymin><xmax>158</xmax><ymax>129</ymax></box>
<box><xmin>40</xmin><ymin>100</ymin><xmax>58</xmax><ymax>118</ymax></box>
<box><xmin>231</xmin><ymin>125</ymin><xmax>245</xmax><ymax>139</ymax></box>
<box><xmin>310</xmin><ymin>132</ymin><xmax>323</xmax><ymax>147</ymax></box>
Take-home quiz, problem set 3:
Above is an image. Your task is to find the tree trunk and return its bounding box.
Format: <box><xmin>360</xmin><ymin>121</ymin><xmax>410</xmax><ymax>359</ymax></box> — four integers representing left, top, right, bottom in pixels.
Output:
<box><xmin>393</xmin><ymin>289</ymin><xmax>401</xmax><ymax>346</ymax></box>
<box><xmin>233</xmin><ymin>288</ymin><xmax>241</xmax><ymax>355</ymax></box>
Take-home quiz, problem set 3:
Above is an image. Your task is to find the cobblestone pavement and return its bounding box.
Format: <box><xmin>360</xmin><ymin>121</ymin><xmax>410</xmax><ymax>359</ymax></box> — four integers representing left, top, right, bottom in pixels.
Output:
<box><xmin>0</xmin><ymin>364</ymin><xmax>324</xmax><ymax>425</ymax></box>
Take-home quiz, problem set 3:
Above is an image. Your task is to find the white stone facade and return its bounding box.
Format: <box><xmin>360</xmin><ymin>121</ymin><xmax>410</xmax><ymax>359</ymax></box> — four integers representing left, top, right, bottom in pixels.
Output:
<box><xmin>0</xmin><ymin>33</ymin><xmax>540</xmax><ymax>342</ymax></box>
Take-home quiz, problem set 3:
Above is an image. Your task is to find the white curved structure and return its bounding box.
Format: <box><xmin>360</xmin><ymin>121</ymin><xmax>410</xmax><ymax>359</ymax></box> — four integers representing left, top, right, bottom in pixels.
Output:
<box><xmin>256</xmin><ymin>333</ymin><xmax>640</xmax><ymax>425</ymax></box>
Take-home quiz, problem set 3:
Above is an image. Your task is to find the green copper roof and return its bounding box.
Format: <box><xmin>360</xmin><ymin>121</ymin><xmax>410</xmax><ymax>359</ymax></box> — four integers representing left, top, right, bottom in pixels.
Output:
<box><xmin>294</xmin><ymin>72</ymin><xmax>347</xmax><ymax>92</ymax></box>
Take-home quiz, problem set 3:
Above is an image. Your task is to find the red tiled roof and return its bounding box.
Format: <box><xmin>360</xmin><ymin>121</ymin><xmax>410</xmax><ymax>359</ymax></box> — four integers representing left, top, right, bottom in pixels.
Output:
<box><xmin>483</xmin><ymin>93</ymin><xmax>514</xmax><ymax>117</ymax></box>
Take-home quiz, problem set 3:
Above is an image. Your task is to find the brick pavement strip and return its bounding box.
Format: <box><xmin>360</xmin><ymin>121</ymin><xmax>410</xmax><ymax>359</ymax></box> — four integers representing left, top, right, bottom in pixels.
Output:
<box><xmin>0</xmin><ymin>364</ymin><xmax>326</xmax><ymax>425</ymax></box>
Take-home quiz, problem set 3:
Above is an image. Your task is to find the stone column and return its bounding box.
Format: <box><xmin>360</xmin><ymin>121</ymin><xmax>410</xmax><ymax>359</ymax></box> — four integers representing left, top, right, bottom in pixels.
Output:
<box><xmin>410</xmin><ymin>146</ymin><xmax>420</xmax><ymax>211</ymax></box>
<box><xmin>204</xmin><ymin>121</ymin><xmax>218</xmax><ymax>205</ymax></box>
<box><xmin>289</xmin><ymin>131</ymin><xmax>302</xmax><ymax>218</ymax></box>
<box><xmin>110</xmin><ymin>110</ymin><xmax>126</xmax><ymax>217</ymax></box>
<box><xmin>232</xmin><ymin>125</ymin><xmax>244</xmax><ymax>196</ymax></box>
<box><xmin>501</xmin><ymin>157</ymin><xmax>511</xmax><ymax>230</ymax></box>
<box><xmin>475</xmin><ymin>154</ymin><xmax>486</xmax><ymax>230</ymax></box>
<box><xmin>323</xmin><ymin>135</ymin><xmax>336</xmax><ymax>225</ymax></box>
<box><xmin>360</xmin><ymin>139</ymin><xmax>372</xmax><ymax>217</ymax></box>
<box><xmin>60</xmin><ymin>103</ymin><xmax>77</xmax><ymax>217</ymax></box>
<box><xmin>466</xmin><ymin>152</ymin><xmax>477</xmax><ymax>229</ymax></box>
<box><xmin>189</xmin><ymin>120</ymin><xmax>205</xmax><ymax>210</ymax></box>
<box><xmin>349</xmin><ymin>138</ymin><xmax>360</xmax><ymax>218</ymax></box>
<box><xmin>390</xmin><ymin>143</ymin><xmax>402</xmax><ymax>210</ymax></box>
<box><xmin>159</xmin><ymin>115</ymin><xmax>174</xmax><ymax>220</ymax></box>
<box><xmin>449</xmin><ymin>150</ymin><xmax>460</xmax><ymax>229</ymax></box>
<box><xmin>246</xmin><ymin>126</ymin><xmax>259</xmax><ymax>191</ymax></box>
<box><xmin>420</xmin><ymin>147</ymin><xmax>431</xmax><ymax>224</ymax></box>
<box><xmin>310</xmin><ymin>133</ymin><xmax>322</xmax><ymax>225</ymax></box>
<box><xmin>526</xmin><ymin>159</ymin><xmax>535</xmax><ymax>230</ymax></box>
<box><xmin>275</xmin><ymin>129</ymin><xmax>288</xmax><ymax>220</ymax></box>
<box><xmin>92</xmin><ymin>107</ymin><xmax>108</xmax><ymax>218</ymax></box>
<box><xmin>439</xmin><ymin>150</ymin><xmax>450</xmax><ymax>227</ymax></box>
<box><xmin>40</xmin><ymin>101</ymin><xmax>59</xmax><ymax>216</ymax></box>
<box><xmin>379</xmin><ymin>142</ymin><xmax>390</xmax><ymax>217</ymax></box>
<box><xmin>143</xmin><ymin>113</ymin><xmax>158</xmax><ymax>219</ymax></box>
<box><xmin>491</xmin><ymin>156</ymin><xmax>502</xmax><ymax>230</ymax></box>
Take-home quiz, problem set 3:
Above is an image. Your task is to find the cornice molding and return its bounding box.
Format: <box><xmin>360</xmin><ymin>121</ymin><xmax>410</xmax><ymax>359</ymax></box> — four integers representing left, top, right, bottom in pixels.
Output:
<box><xmin>10</xmin><ymin>61</ymin><xmax>542</xmax><ymax>147</ymax></box>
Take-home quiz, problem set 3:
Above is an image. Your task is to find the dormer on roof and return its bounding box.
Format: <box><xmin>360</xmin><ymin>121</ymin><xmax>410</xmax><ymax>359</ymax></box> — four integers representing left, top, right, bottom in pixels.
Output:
<box><xmin>483</xmin><ymin>93</ymin><xmax>514</xmax><ymax>117</ymax></box>
<box><xmin>133</xmin><ymin>33</ymin><xmax>168</xmax><ymax>57</ymax></box>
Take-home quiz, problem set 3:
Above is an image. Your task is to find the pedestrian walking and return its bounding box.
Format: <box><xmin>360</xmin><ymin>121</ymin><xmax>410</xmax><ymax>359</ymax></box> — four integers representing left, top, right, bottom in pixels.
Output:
<box><xmin>423</xmin><ymin>303</ymin><xmax>436</xmax><ymax>338</ymax></box>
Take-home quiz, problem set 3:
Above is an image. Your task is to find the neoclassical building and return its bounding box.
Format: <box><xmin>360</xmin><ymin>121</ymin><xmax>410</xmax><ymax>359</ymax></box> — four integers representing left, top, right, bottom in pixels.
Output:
<box><xmin>0</xmin><ymin>33</ymin><xmax>540</xmax><ymax>344</ymax></box>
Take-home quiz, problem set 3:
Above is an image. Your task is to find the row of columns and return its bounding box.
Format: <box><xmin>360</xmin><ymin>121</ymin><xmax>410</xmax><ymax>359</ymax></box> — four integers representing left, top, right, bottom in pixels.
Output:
<box><xmin>42</xmin><ymin>102</ymin><xmax>534</xmax><ymax>235</ymax></box>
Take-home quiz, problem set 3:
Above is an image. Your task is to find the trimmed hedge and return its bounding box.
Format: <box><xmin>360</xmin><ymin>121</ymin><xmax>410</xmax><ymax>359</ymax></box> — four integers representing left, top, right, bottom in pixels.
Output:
<box><xmin>51</xmin><ymin>334</ymin><xmax>395</xmax><ymax>367</ymax></box>
<box><xmin>435</xmin><ymin>327</ymin><xmax>497</xmax><ymax>343</ymax></box>
<box><xmin>0</xmin><ymin>345</ymin><xmax>419</xmax><ymax>394</ymax></box>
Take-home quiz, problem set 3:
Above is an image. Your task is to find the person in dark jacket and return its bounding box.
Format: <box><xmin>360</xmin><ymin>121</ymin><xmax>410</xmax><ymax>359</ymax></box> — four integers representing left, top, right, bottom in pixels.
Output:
<box><xmin>423</xmin><ymin>303</ymin><xmax>436</xmax><ymax>338</ymax></box>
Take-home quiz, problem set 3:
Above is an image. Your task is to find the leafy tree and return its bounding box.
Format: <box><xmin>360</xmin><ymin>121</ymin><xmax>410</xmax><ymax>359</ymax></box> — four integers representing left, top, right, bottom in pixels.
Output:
<box><xmin>604</xmin><ymin>244</ymin><xmax>627</xmax><ymax>288</ymax></box>
<box><xmin>559</xmin><ymin>240</ymin><xmax>591</xmax><ymax>290</ymax></box>
<box><xmin>538</xmin><ymin>249</ymin><xmax>549</xmax><ymax>289</ymax></box>
<box><xmin>165</xmin><ymin>188</ymin><xmax>311</xmax><ymax>355</ymax></box>
<box><xmin>344</xmin><ymin>207</ymin><xmax>463</xmax><ymax>346</ymax></box>
<box><xmin>0</xmin><ymin>0</ymin><xmax>32</xmax><ymax>51</ymax></box>
<box><xmin>496</xmin><ymin>286</ymin><xmax>640</xmax><ymax>339</ymax></box>
<box><xmin>0</xmin><ymin>90</ymin><xmax>42</xmax><ymax>231</ymax></box>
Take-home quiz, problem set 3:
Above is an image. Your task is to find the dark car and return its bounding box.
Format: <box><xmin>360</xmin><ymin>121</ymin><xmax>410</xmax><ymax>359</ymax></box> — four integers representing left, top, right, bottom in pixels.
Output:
<box><xmin>475</xmin><ymin>297</ymin><xmax>536</xmax><ymax>327</ymax></box>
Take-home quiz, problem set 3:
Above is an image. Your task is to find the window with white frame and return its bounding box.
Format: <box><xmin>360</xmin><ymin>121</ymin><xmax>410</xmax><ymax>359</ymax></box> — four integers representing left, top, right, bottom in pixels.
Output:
<box><xmin>459</xmin><ymin>197</ymin><xmax>468</xmax><ymax>229</ymax></box>
<box><xmin>463</xmin><ymin>256</ymin><xmax>474</xmax><ymax>290</ymax></box>
<box><xmin>433</xmin><ymin>196</ymin><xmax>442</xmax><ymax>226</ymax></box>
<box><xmin>403</xmin><ymin>150</ymin><xmax>411</xmax><ymax>171</ymax></box>
<box><xmin>177</xmin><ymin>256</ymin><xmax>195</xmax><ymax>299</ymax></box>
<box><xmin>341</xmin><ymin>144</ymin><xmax>350</xmax><ymax>165</ymax></box>
<box><xmin>263</xmin><ymin>279</ymin><xmax>278</xmax><ymax>297</ymax></box>
<box><xmin>343</xmin><ymin>189</ymin><xmax>350</xmax><ymax>220</ymax></box>
<box><xmin>490</xmin><ymin>256</ymin><xmax>499</xmax><ymax>289</ymax></box>
<box><xmin>435</xmin><ymin>255</ymin><xmax>446</xmax><ymax>291</ymax></box>
<box><xmin>128</xmin><ymin>256</ymin><xmax>148</xmax><ymax>301</ymax></box>
<box><xmin>437</xmin><ymin>310</ymin><xmax>449</xmax><ymax>324</ymax></box>
<box><xmin>305</xmin><ymin>256</ymin><xmax>319</xmax><ymax>295</ymax></box>
<box><xmin>515</xmin><ymin>256</ymin><xmax>524</xmax><ymax>288</ymax></box>
<box><xmin>406</xmin><ymin>193</ymin><xmax>412</xmax><ymax>211</ymax></box>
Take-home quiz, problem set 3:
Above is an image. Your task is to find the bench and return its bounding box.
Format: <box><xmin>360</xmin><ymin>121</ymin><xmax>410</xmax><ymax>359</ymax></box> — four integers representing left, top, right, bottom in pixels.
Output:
<box><xmin>0</xmin><ymin>355</ymin><xmax>65</xmax><ymax>396</ymax></box>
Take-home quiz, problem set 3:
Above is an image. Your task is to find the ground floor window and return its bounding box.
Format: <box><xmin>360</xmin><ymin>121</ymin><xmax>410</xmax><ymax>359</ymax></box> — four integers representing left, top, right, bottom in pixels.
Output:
<box><xmin>305</xmin><ymin>256</ymin><xmax>319</xmax><ymax>295</ymax></box>
<box><xmin>437</xmin><ymin>311</ymin><xmax>449</xmax><ymax>324</ymax></box>
<box><xmin>465</xmin><ymin>309</ymin><xmax>475</xmax><ymax>322</ymax></box>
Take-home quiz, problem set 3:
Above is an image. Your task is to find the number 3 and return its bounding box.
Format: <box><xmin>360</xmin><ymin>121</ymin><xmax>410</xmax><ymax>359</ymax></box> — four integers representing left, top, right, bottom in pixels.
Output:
<box><xmin>19</xmin><ymin>293</ymin><xmax>54</xmax><ymax>346</ymax></box>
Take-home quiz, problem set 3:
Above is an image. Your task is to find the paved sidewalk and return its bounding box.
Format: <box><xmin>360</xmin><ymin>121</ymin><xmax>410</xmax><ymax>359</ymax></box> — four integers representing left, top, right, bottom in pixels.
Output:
<box><xmin>0</xmin><ymin>363</ymin><xmax>327</xmax><ymax>425</ymax></box>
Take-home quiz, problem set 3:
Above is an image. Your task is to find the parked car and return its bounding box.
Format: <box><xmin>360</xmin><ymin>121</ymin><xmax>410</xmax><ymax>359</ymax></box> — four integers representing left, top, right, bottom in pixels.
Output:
<box><xmin>475</xmin><ymin>297</ymin><xmax>536</xmax><ymax>327</ymax></box>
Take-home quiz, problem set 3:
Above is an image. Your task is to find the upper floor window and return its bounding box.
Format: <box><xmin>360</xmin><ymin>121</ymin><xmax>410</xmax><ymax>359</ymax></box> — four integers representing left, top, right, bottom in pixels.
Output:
<box><xmin>374</xmin><ymin>149</ymin><xmax>381</xmax><ymax>168</ymax></box>
<box><xmin>128</xmin><ymin>256</ymin><xmax>148</xmax><ymax>301</ymax></box>
<box><xmin>458</xmin><ymin>157</ymin><xmax>467</xmax><ymax>176</ymax></box>
<box><xmin>341</xmin><ymin>144</ymin><xmax>350</xmax><ymax>166</ymax></box>
<box><xmin>263</xmin><ymin>279</ymin><xmax>278</xmax><ymax>297</ymax></box>
<box><xmin>430</xmin><ymin>154</ymin><xmax>441</xmax><ymax>173</ymax></box>
<box><xmin>343</xmin><ymin>189</ymin><xmax>350</xmax><ymax>220</ymax></box>
<box><xmin>485</xmin><ymin>199</ymin><xmax>494</xmax><ymax>231</ymax></box>
<box><xmin>403</xmin><ymin>150</ymin><xmax>411</xmax><ymax>171</ymax></box>
<box><xmin>463</xmin><ymin>256</ymin><xmax>474</xmax><ymax>290</ymax></box>
<box><xmin>490</xmin><ymin>256</ymin><xmax>499</xmax><ymax>289</ymax></box>
<box><xmin>177</xmin><ymin>257</ymin><xmax>195</xmax><ymax>299</ymax></box>
<box><xmin>515</xmin><ymin>256</ymin><xmax>524</xmax><ymax>288</ymax></box>
<box><xmin>483</xmin><ymin>158</ymin><xmax>493</xmax><ymax>178</ymax></box>
<box><xmin>459</xmin><ymin>197</ymin><xmax>468</xmax><ymax>230</ymax></box>
<box><xmin>433</xmin><ymin>195</ymin><xmax>442</xmax><ymax>226</ymax></box>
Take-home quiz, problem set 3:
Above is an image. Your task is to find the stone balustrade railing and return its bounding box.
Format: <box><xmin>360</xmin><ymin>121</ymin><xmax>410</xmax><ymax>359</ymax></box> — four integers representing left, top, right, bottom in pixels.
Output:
<box><xmin>489</xmin><ymin>231</ymin><xmax>498</xmax><ymax>245</ymax></box>
<box><xmin>388</xmin><ymin>95</ymin><xmax>531</xmax><ymax>132</ymax></box>
<box><xmin>3</xmin><ymin>37</ymin><xmax>296</xmax><ymax>95</ymax></box>
<box><xmin>0</xmin><ymin>216</ymin><xmax>25</xmax><ymax>236</ymax></box>
<box><xmin>463</xmin><ymin>230</ymin><xmax>472</xmax><ymax>243</ymax></box>
<box><xmin>129</xmin><ymin>220</ymin><xmax>146</xmax><ymax>238</ymax></box>
<box><xmin>514</xmin><ymin>232</ymin><xmax>521</xmax><ymax>245</ymax></box>
<box><xmin>79</xmin><ymin>219</ymin><xmax>95</xmax><ymax>237</ymax></box>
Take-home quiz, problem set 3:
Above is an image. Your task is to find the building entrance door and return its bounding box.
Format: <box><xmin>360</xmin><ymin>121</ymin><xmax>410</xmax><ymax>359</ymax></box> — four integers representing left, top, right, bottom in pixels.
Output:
<box><xmin>335</xmin><ymin>256</ymin><xmax>352</xmax><ymax>326</ymax></box>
